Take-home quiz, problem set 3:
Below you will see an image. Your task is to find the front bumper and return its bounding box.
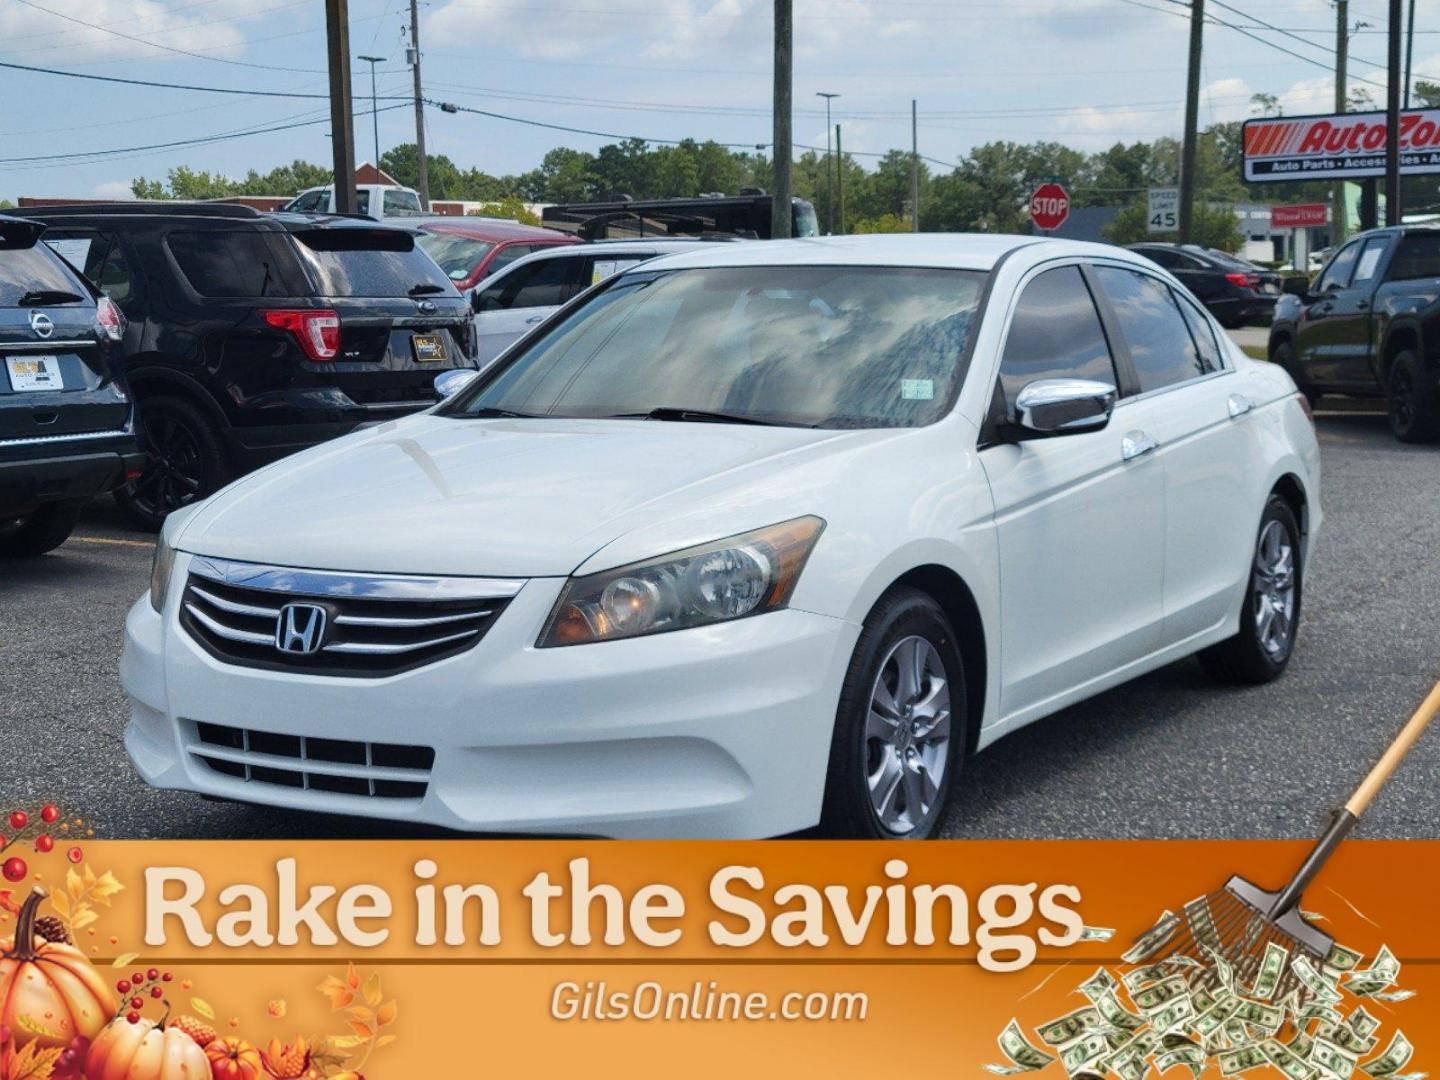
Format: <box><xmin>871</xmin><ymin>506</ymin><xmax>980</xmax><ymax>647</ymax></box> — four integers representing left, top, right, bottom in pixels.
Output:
<box><xmin>121</xmin><ymin>554</ymin><xmax>859</xmax><ymax>838</ymax></box>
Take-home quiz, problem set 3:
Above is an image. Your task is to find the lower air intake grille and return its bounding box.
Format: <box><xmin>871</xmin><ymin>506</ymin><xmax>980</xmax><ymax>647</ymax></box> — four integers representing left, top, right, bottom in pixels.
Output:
<box><xmin>191</xmin><ymin>721</ymin><xmax>435</xmax><ymax>800</ymax></box>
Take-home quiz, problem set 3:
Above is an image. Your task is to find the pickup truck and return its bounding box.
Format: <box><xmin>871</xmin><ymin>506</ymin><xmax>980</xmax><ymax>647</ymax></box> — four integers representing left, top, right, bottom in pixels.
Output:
<box><xmin>281</xmin><ymin>183</ymin><xmax>424</xmax><ymax>221</ymax></box>
<box><xmin>1269</xmin><ymin>225</ymin><xmax>1440</xmax><ymax>442</ymax></box>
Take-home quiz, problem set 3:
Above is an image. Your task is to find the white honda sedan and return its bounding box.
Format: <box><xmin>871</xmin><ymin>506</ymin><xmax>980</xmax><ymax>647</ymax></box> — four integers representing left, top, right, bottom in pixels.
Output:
<box><xmin>122</xmin><ymin>235</ymin><xmax>1321</xmax><ymax>839</ymax></box>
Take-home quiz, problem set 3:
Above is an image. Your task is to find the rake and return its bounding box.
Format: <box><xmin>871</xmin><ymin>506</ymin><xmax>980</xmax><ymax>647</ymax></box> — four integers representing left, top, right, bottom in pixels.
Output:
<box><xmin>1133</xmin><ymin>678</ymin><xmax>1440</xmax><ymax>1004</ymax></box>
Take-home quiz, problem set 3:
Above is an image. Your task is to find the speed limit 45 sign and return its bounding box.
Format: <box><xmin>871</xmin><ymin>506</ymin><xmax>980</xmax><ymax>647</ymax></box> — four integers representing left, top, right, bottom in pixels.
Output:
<box><xmin>1147</xmin><ymin>187</ymin><xmax>1179</xmax><ymax>233</ymax></box>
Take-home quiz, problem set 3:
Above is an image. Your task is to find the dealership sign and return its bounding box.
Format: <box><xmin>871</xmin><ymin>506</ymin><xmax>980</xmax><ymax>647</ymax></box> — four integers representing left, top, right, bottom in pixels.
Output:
<box><xmin>1270</xmin><ymin>203</ymin><xmax>1328</xmax><ymax>229</ymax></box>
<box><xmin>1243</xmin><ymin>108</ymin><xmax>1440</xmax><ymax>182</ymax></box>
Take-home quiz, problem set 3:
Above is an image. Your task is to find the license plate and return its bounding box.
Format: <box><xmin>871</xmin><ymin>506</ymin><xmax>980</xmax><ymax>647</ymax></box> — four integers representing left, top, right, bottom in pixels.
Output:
<box><xmin>1262</xmin><ymin>284</ymin><xmax>1279</xmax><ymax>295</ymax></box>
<box><xmin>5</xmin><ymin>355</ymin><xmax>62</xmax><ymax>392</ymax></box>
<box><xmin>411</xmin><ymin>334</ymin><xmax>447</xmax><ymax>363</ymax></box>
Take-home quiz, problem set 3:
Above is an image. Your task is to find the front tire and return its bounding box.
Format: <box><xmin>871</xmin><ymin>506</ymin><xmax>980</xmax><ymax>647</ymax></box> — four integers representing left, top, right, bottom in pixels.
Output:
<box><xmin>115</xmin><ymin>395</ymin><xmax>231</xmax><ymax>531</ymax></box>
<box><xmin>1199</xmin><ymin>494</ymin><xmax>1302</xmax><ymax>685</ymax></box>
<box><xmin>820</xmin><ymin>587</ymin><xmax>968</xmax><ymax>839</ymax></box>
<box><xmin>1386</xmin><ymin>350</ymin><xmax>1440</xmax><ymax>443</ymax></box>
<box><xmin>0</xmin><ymin>500</ymin><xmax>83</xmax><ymax>557</ymax></box>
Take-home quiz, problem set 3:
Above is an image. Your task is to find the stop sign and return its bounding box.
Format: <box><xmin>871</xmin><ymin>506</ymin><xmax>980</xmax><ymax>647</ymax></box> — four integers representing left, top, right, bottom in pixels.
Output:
<box><xmin>1029</xmin><ymin>182</ymin><xmax>1071</xmax><ymax>231</ymax></box>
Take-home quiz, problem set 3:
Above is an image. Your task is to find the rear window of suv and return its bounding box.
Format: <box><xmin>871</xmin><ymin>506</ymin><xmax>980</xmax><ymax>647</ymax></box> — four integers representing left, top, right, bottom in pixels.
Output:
<box><xmin>167</xmin><ymin>230</ymin><xmax>308</xmax><ymax>298</ymax></box>
<box><xmin>0</xmin><ymin>244</ymin><xmax>86</xmax><ymax>307</ymax></box>
<box><xmin>293</xmin><ymin>229</ymin><xmax>454</xmax><ymax>298</ymax></box>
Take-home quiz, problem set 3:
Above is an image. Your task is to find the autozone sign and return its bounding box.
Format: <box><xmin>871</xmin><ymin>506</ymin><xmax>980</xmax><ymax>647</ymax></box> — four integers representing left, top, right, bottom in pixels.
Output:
<box><xmin>1243</xmin><ymin>108</ymin><xmax>1440</xmax><ymax>181</ymax></box>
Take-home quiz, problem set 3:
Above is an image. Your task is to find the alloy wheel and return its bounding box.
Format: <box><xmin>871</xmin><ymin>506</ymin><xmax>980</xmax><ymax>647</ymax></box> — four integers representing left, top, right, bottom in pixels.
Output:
<box><xmin>129</xmin><ymin>414</ymin><xmax>204</xmax><ymax>518</ymax></box>
<box><xmin>1252</xmin><ymin>519</ymin><xmax>1297</xmax><ymax>660</ymax></box>
<box><xmin>865</xmin><ymin>634</ymin><xmax>952</xmax><ymax>835</ymax></box>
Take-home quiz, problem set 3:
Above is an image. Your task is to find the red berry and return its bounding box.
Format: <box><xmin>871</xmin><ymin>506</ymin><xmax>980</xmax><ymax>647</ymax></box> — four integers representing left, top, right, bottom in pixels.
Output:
<box><xmin>116</xmin><ymin>980</ymin><xmax>130</xmax><ymax>994</ymax></box>
<box><xmin>8</xmin><ymin>811</ymin><xmax>27</xmax><ymax>832</ymax></box>
<box><xmin>131</xmin><ymin>972</ymin><xmax>144</xmax><ymax>986</ymax></box>
<box><xmin>130</xmin><ymin>996</ymin><xmax>143</xmax><ymax>1010</ymax></box>
<box><xmin>66</xmin><ymin>846</ymin><xmax>83</xmax><ymax>864</ymax></box>
<box><xmin>161</xmin><ymin>972</ymin><xmax>173</xmax><ymax>982</ymax></box>
<box><xmin>35</xmin><ymin>835</ymin><xmax>53</xmax><ymax>853</ymax></box>
<box><xmin>126</xmin><ymin>1012</ymin><xmax>140</xmax><ymax>1025</ymax></box>
<box><xmin>40</xmin><ymin>805</ymin><xmax>59</xmax><ymax>824</ymax></box>
<box><xmin>1</xmin><ymin>857</ymin><xmax>26</xmax><ymax>883</ymax></box>
<box><xmin>150</xmin><ymin>987</ymin><xmax>163</xmax><ymax>999</ymax></box>
<box><xmin>146</xmin><ymin>968</ymin><xmax>159</xmax><ymax>981</ymax></box>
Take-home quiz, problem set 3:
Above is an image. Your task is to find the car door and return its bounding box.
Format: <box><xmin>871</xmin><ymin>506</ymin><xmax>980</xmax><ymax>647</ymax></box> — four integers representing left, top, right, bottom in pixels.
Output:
<box><xmin>1089</xmin><ymin>264</ymin><xmax>1255</xmax><ymax>645</ymax></box>
<box><xmin>979</xmin><ymin>262</ymin><xmax>1167</xmax><ymax>724</ymax></box>
<box><xmin>472</xmin><ymin>255</ymin><xmax>587</xmax><ymax>363</ymax></box>
<box><xmin>1295</xmin><ymin>236</ymin><xmax>1386</xmax><ymax>388</ymax></box>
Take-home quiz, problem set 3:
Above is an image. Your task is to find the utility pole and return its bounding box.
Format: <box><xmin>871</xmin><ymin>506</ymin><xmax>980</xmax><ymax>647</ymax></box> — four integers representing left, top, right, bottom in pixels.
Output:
<box><xmin>910</xmin><ymin>98</ymin><xmax>919</xmax><ymax>232</ymax></box>
<box><xmin>1178</xmin><ymin>0</ymin><xmax>1204</xmax><ymax>245</ymax></box>
<box><xmin>409</xmin><ymin>0</ymin><xmax>430</xmax><ymax>210</ymax></box>
<box><xmin>1333</xmin><ymin>1</ymin><xmax>1349</xmax><ymax>244</ymax></box>
<box><xmin>358</xmin><ymin>54</ymin><xmax>384</xmax><ymax>170</ymax></box>
<box><xmin>1386</xmin><ymin>0</ymin><xmax>1402</xmax><ymax>225</ymax></box>
<box><xmin>835</xmin><ymin>124</ymin><xmax>845</xmax><ymax>234</ymax></box>
<box><xmin>324</xmin><ymin>0</ymin><xmax>357</xmax><ymax>214</ymax></box>
<box><xmin>817</xmin><ymin>92</ymin><xmax>839</xmax><ymax>233</ymax></box>
<box><xmin>772</xmin><ymin>0</ymin><xmax>792</xmax><ymax>239</ymax></box>
<box><xmin>1404</xmin><ymin>0</ymin><xmax>1416</xmax><ymax>106</ymax></box>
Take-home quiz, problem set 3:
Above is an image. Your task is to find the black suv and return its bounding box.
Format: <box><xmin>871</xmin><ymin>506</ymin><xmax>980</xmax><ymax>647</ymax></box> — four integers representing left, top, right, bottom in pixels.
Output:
<box><xmin>1127</xmin><ymin>243</ymin><xmax>1281</xmax><ymax>328</ymax></box>
<box><xmin>21</xmin><ymin>204</ymin><xmax>477</xmax><ymax>528</ymax></box>
<box><xmin>1</xmin><ymin>215</ymin><xmax>141</xmax><ymax>556</ymax></box>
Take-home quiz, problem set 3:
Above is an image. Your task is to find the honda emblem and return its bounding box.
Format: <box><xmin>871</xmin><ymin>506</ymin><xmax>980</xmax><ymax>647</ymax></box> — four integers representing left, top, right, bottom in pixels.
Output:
<box><xmin>275</xmin><ymin>603</ymin><xmax>327</xmax><ymax>655</ymax></box>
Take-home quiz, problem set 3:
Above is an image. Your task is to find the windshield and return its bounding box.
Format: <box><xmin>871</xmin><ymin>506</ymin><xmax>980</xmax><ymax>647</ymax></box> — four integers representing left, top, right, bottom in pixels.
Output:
<box><xmin>0</xmin><ymin>244</ymin><xmax>86</xmax><ymax>307</ymax></box>
<box><xmin>451</xmin><ymin>264</ymin><xmax>986</xmax><ymax>428</ymax></box>
<box><xmin>417</xmin><ymin>231</ymin><xmax>496</xmax><ymax>281</ymax></box>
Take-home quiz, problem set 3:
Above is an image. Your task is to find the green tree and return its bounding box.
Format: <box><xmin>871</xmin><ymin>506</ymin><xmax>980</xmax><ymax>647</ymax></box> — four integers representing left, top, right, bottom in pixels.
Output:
<box><xmin>469</xmin><ymin>195</ymin><xmax>540</xmax><ymax>225</ymax></box>
<box><xmin>852</xmin><ymin>212</ymin><xmax>911</xmax><ymax>234</ymax></box>
<box><xmin>1103</xmin><ymin>199</ymin><xmax>1243</xmax><ymax>250</ymax></box>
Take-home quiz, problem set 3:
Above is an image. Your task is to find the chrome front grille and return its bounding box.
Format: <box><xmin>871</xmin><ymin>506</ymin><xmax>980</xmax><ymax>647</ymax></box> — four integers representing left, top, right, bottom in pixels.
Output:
<box><xmin>179</xmin><ymin>555</ymin><xmax>523</xmax><ymax>677</ymax></box>
<box><xmin>190</xmin><ymin>721</ymin><xmax>434</xmax><ymax>799</ymax></box>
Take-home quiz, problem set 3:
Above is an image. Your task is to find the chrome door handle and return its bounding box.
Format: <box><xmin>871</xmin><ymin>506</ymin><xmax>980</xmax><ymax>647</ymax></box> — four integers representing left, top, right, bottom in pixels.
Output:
<box><xmin>1227</xmin><ymin>393</ymin><xmax>1254</xmax><ymax>418</ymax></box>
<box><xmin>1121</xmin><ymin>430</ymin><xmax>1158</xmax><ymax>461</ymax></box>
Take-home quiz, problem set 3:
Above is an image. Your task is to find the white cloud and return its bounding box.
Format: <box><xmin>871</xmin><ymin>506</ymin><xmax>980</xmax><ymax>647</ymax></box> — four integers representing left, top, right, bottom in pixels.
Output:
<box><xmin>92</xmin><ymin>180</ymin><xmax>135</xmax><ymax>200</ymax></box>
<box><xmin>0</xmin><ymin>0</ymin><xmax>254</xmax><ymax>63</ymax></box>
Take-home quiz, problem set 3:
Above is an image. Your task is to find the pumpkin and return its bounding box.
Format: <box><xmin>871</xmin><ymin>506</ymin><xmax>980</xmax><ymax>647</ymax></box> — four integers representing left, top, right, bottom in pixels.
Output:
<box><xmin>0</xmin><ymin>888</ymin><xmax>115</xmax><ymax>1049</ymax></box>
<box><xmin>206</xmin><ymin>1036</ymin><xmax>264</xmax><ymax>1080</ymax></box>
<box><xmin>86</xmin><ymin>1014</ymin><xmax>210</xmax><ymax>1080</ymax></box>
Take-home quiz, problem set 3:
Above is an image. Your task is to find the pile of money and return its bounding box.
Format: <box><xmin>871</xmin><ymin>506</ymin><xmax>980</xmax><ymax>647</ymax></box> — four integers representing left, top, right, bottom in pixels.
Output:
<box><xmin>985</xmin><ymin>908</ymin><xmax>1421</xmax><ymax>1080</ymax></box>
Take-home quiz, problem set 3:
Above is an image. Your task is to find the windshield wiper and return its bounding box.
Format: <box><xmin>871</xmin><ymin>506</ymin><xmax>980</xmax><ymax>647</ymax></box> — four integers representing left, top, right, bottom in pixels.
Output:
<box><xmin>408</xmin><ymin>283</ymin><xmax>448</xmax><ymax>296</ymax></box>
<box><xmin>19</xmin><ymin>289</ymin><xmax>85</xmax><ymax>306</ymax></box>
<box><xmin>611</xmin><ymin>406</ymin><xmax>783</xmax><ymax>426</ymax></box>
<box><xmin>462</xmin><ymin>406</ymin><xmax>546</xmax><ymax>419</ymax></box>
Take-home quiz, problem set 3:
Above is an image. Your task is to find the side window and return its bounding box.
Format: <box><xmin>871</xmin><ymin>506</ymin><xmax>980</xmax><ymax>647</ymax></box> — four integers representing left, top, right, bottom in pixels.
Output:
<box><xmin>1138</xmin><ymin>248</ymin><xmax>1180</xmax><ymax>269</ymax></box>
<box><xmin>290</xmin><ymin>190</ymin><xmax>325</xmax><ymax>212</ymax></box>
<box><xmin>482</xmin><ymin>244</ymin><xmax>542</xmax><ymax>280</ymax></box>
<box><xmin>1386</xmin><ymin>233</ymin><xmax>1440</xmax><ymax>281</ymax></box>
<box><xmin>43</xmin><ymin>231</ymin><xmax>105</xmax><ymax>280</ymax></box>
<box><xmin>355</xmin><ymin>191</ymin><xmax>370</xmax><ymax>216</ymax></box>
<box><xmin>1093</xmin><ymin>266</ymin><xmax>1206</xmax><ymax>392</ymax></box>
<box><xmin>383</xmin><ymin>189</ymin><xmax>420</xmax><ymax>213</ymax></box>
<box><xmin>1351</xmin><ymin>238</ymin><xmax>1389</xmax><ymax>286</ymax></box>
<box><xmin>1174</xmin><ymin>289</ymin><xmax>1225</xmax><ymax>374</ymax></box>
<box><xmin>997</xmin><ymin>265</ymin><xmax>1118</xmax><ymax>414</ymax></box>
<box><xmin>478</xmin><ymin>258</ymin><xmax>583</xmax><ymax>311</ymax></box>
<box><xmin>1317</xmin><ymin>240</ymin><xmax>1362</xmax><ymax>293</ymax></box>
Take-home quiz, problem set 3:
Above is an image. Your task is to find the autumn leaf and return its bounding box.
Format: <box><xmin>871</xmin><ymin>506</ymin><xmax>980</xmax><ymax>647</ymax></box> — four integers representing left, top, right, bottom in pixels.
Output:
<box><xmin>65</xmin><ymin>869</ymin><xmax>83</xmax><ymax>902</ymax></box>
<box><xmin>111</xmin><ymin>952</ymin><xmax>138</xmax><ymax>968</ymax></box>
<box><xmin>14</xmin><ymin>1015</ymin><xmax>64</xmax><ymax>1041</ymax></box>
<box><xmin>45</xmin><ymin>892</ymin><xmax>66</xmax><ymax>919</ymax></box>
<box><xmin>346</xmin><ymin>1021</ymin><xmax>373</xmax><ymax>1041</ymax></box>
<box><xmin>344</xmin><ymin>963</ymin><xmax>360</xmax><ymax>990</ymax></box>
<box><xmin>4</xmin><ymin>1041</ymin><xmax>63</xmax><ymax>1080</ymax></box>
<box><xmin>322</xmin><ymin>1035</ymin><xmax>365</xmax><ymax>1053</ymax></box>
<box><xmin>90</xmin><ymin>871</ymin><xmax>124</xmax><ymax>906</ymax></box>
<box><xmin>375</xmin><ymin>1000</ymin><xmax>397</xmax><ymax>1027</ymax></box>
<box><xmin>374</xmin><ymin>1034</ymin><xmax>397</xmax><ymax>1050</ymax></box>
<box><xmin>344</xmin><ymin>1006</ymin><xmax>373</xmax><ymax>1026</ymax></box>
<box><xmin>82</xmin><ymin>865</ymin><xmax>97</xmax><ymax>890</ymax></box>
<box><xmin>191</xmin><ymin>998</ymin><xmax>216</xmax><ymax>1021</ymax></box>
<box><xmin>361</xmin><ymin>972</ymin><xmax>382</xmax><ymax>1008</ymax></box>
<box><xmin>317</xmin><ymin>976</ymin><xmax>354</xmax><ymax>1011</ymax></box>
<box><xmin>70</xmin><ymin>907</ymin><xmax>98</xmax><ymax>932</ymax></box>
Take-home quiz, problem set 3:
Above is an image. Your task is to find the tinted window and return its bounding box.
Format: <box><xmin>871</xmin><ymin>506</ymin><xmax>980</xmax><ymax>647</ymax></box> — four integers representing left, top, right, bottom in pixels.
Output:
<box><xmin>997</xmin><ymin>266</ymin><xmax>1117</xmax><ymax>413</ymax></box>
<box><xmin>1387</xmin><ymin>233</ymin><xmax>1440</xmax><ymax>280</ymax></box>
<box><xmin>1317</xmin><ymin>240</ymin><xmax>1362</xmax><ymax>293</ymax></box>
<box><xmin>481</xmin><ymin>243</ymin><xmax>545</xmax><ymax>280</ymax></box>
<box><xmin>289</xmin><ymin>190</ymin><xmax>325</xmax><ymax>212</ymax></box>
<box><xmin>167</xmin><ymin>231</ymin><xmax>305</xmax><ymax>298</ymax></box>
<box><xmin>417</xmin><ymin>231</ymin><xmax>495</xmax><ymax>281</ymax></box>
<box><xmin>1351</xmin><ymin>238</ymin><xmax>1388</xmax><ymax>285</ymax></box>
<box><xmin>384</xmin><ymin>189</ymin><xmax>420</xmax><ymax>212</ymax></box>
<box><xmin>1136</xmin><ymin>247</ymin><xmax>1182</xmax><ymax>269</ymax></box>
<box><xmin>51</xmin><ymin>232</ymin><xmax>140</xmax><ymax>307</ymax></box>
<box><xmin>1094</xmin><ymin>266</ymin><xmax>1206</xmax><ymax>392</ymax></box>
<box><xmin>1175</xmin><ymin>290</ymin><xmax>1224</xmax><ymax>374</ymax></box>
<box><xmin>459</xmin><ymin>266</ymin><xmax>985</xmax><ymax>429</ymax></box>
<box><xmin>294</xmin><ymin>233</ymin><xmax>453</xmax><ymax>298</ymax></box>
<box><xmin>94</xmin><ymin>239</ymin><xmax>140</xmax><ymax>308</ymax></box>
<box><xmin>0</xmin><ymin>243</ymin><xmax>85</xmax><ymax>307</ymax></box>
<box><xmin>479</xmin><ymin>257</ymin><xmax>584</xmax><ymax>310</ymax></box>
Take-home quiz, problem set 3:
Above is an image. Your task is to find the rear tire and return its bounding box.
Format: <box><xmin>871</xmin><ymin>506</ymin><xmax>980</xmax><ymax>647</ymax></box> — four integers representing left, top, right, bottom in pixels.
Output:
<box><xmin>1386</xmin><ymin>350</ymin><xmax>1440</xmax><ymax>444</ymax></box>
<box><xmin>1199</xmin><ymin>494</ymin><xmax>1302</xmax><ymax>685</ymax></box>
<box><xmin>819</xmin><ymin>587</ymin><xmax>968</xmax><ymax>839</ymax></box>
<box><xmin>0</xmin><ymin>500</ymin><xmax>83</xmax><ymax>557</ymax></box>
<box><xmin>115</xmin><ymin>395</ymin><xmax>230</xmax><ymax>531</ymax></box>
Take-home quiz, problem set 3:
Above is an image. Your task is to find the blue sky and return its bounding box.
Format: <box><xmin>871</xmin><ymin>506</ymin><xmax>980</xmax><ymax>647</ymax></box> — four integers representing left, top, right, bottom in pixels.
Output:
<box><xmin>0</xmin><ymin>0</ymin><xmax>1433</xmax><ymax>202</ymax></box>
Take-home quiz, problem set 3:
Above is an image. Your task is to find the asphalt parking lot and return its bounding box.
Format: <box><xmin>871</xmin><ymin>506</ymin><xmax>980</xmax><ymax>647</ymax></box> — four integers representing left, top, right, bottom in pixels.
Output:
<box><xmin>2</xmin><ymin>392</ymin><xmax>1437</xmax><ymax>841</ymax></box>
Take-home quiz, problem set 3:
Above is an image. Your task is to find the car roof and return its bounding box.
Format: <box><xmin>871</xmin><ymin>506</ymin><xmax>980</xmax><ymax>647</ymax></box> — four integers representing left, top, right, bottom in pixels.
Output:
<box><xmin>628</xmin><ymin>233</ymin><xmax>1089</xmax><ymax>273</ymax></box>
<box><xmin>490</xmin><ymin>237</ymin><xmax>722</xmax><ymax>270</ymax></box>
<box><xmin>419</xmin><ymin>218</ymin><xmax>573</xmax><ymax>242</ymax></box>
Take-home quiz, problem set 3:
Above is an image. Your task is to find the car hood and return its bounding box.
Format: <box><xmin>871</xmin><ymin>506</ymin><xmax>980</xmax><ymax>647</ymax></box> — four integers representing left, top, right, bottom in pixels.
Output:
<box><xmin>175</xmin><ymin>413</ymin><xmax>864</xmax><ymax>577</ymax></box>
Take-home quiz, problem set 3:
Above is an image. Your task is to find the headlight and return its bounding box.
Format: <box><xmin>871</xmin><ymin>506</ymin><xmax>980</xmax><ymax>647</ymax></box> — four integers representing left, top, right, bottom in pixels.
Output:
<box><xmin>149</xmin><ymin>532</ymin><xmax>176</xmax><ymax>614</ymax></box>
<box><xmin>538</xmin><ymin>516</ymin><xmax>825</xmax><ymax>647</ymax></box>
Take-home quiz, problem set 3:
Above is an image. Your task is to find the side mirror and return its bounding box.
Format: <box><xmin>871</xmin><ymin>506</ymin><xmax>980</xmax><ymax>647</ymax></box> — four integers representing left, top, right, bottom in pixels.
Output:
<box><xmin>1013</xmin><ymin>378</ymin><xmax>1116</xmax><ymax>436</ymax></box>
<box><xmin>1282</xmin><ymin>276</ymin><xmax>1311</xmax><ymax>299</ymax></box>
<box><xmin>434</xmin><ymin>370</ymin><xmax>479</xmax><ymax>399</ymax></box>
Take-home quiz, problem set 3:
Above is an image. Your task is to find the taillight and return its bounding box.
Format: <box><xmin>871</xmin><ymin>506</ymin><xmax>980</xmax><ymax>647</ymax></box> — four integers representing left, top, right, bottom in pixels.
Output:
<box><xmin>1225</xmin><ymin>272</ymin><xmax>1260</xmax><ymax>288</ymax></box>
<box><xmin>262</xmin><ymin>309</ymin><xmax>341</xmax><ymax>362</ymax></box>
<box><xmin>96</xmin><ymin>296</ymin><xmax>126</xmax><ymax>342</ymax></box>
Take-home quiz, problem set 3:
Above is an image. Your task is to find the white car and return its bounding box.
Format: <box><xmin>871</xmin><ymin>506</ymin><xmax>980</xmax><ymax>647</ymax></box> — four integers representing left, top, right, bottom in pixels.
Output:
<box><xmin>282</xmin><ymin>184</ymin><xmax>422</xmax><ymax>221</ymax></box>
<box><xmin>122</xmin><ymin>234</ymin><xmax>1321</xmax><ymax>839</ymax></box>
<box><xmin>467</xmin><ymin>239</ymin><xmax>722</xmax><ymax>364</ymax></box>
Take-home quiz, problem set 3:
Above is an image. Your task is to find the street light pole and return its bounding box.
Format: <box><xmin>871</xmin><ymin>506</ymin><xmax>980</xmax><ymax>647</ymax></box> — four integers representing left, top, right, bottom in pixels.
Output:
<box><xmin>358</xmin><ymin>55</ymin><xmax>384</xmax><ymax>171</ymax></box>
<box><xmin>817</xmin><ymin>92</ymin><xmax>839</xmax><ymax>234</ymax></box>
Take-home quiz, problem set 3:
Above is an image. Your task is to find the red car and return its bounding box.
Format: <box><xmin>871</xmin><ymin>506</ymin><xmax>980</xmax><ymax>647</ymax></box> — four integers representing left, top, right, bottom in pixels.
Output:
<box><xmin>415</xmin><ymin>218</ymin><xmax>579</xmax><ymax>294</ymax></box>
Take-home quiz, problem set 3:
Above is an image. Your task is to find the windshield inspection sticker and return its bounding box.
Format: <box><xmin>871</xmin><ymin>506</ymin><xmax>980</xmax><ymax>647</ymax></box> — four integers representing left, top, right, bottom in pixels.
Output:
<box><xmin>901</xmin><ymin>379</ymin><xmax>935</xmax><ymax>400</ymax></box>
